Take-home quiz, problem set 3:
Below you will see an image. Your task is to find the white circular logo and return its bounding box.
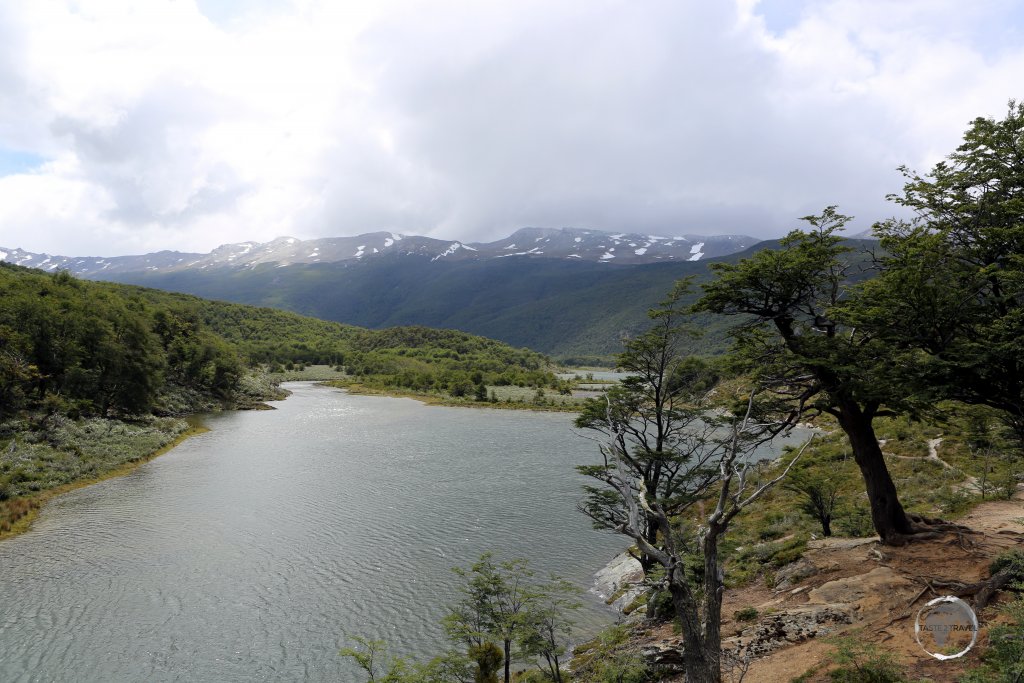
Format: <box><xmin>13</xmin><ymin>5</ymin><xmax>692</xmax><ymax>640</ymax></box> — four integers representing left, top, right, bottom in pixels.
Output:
<box><xmin>914</xmin><ymin>596</ymin><xmax>978</xmax><ymax>660</ymax></box>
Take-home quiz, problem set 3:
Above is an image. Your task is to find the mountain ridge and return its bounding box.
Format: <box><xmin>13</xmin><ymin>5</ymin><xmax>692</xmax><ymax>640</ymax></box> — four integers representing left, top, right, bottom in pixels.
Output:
<box><xmin>0</xmin><ymin>226</ymin><xmax>759</xmax><ymax>276</ymax></box>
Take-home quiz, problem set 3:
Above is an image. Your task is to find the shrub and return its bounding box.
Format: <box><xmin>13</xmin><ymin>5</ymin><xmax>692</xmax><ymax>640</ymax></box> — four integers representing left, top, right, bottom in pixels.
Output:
<box><xmin>734</xmin><ymin>606</ymin><xmax>759</xmax><ymax>622</ymax></box>
<box><xmin>825</xmin><ymin>637</ymin><xmax>907</xmax><ymax>683</ymax></box>
<box><xmin>990</xmin><ymin>549</ymin><xmax>1024</xmax><ymax>584</ymax></box>
<box><xmin>960</xmin><ymin>594</ymin><xmax>1024</xmax><ymax>682</ymax></box>
<box><xmin>835</xmin><ymin>504</ymin><xmax>876</xmax><ymax>538</ymax></box>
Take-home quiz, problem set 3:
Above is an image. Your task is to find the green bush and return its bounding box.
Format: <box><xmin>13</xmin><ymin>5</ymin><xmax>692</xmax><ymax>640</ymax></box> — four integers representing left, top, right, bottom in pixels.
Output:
<box><xmin>990</xmin><ymin>549</ymin><xmax>1024</xmax><ymax>583</ymax></box>
<box><xmin>569</xmin><ymin>624</ymin><xmax>654</xmax><ymax>683</ymax></box>
<box><xmin>647</xmin><ymin>589</ymin><xmax>675</xmax><ymax>621</ymax></box>
<box><xmin>835</xmin><ymin>504</ymin><xmax>876</xmax><ymax>538</ymax></box>
<box><xmin>734</xmin><ymin>607</ymin><xmax>759</xmax><ymax>622</ymax></box>
<box><xmin>959</xmin><ymin>595</ymin><xmax>1024</xmax><ymax>682</ymax></box>
<box><xmin>826</xmin><ymin>637</ymin><xmax>907</xmax><ymax>683</ymax></box>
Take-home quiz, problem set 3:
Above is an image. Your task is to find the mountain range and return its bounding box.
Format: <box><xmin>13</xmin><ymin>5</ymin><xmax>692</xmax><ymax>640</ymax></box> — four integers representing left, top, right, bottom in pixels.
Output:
<box><xmin>0</xmin><ymin>227</ymin><xmax>756</xmax><ymax>276</ymax></box>
<box><xmin>2</xmin><ymin>227</ymin><xmax>848</xmax><ymax>360</ymax></box>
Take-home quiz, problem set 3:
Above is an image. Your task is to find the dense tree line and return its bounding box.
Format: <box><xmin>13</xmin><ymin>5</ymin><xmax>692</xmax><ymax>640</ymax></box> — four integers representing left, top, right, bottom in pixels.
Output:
<box><xmin>0</xmin><ymin>265</ymin><xmax>239</xmax><ymax>417</ymax></box>
<box><xmin>0</xmin><ymin>264</ymin><xmax>557</xmax><ymax>420</ymax></box>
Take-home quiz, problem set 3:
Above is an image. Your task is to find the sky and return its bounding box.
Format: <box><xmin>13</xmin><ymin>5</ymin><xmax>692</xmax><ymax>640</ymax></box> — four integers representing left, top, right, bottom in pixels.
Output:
<box><xmin>0</xmin><ymin>0</ymin><xmax>1022</xmax><ymax>257</ymax></box>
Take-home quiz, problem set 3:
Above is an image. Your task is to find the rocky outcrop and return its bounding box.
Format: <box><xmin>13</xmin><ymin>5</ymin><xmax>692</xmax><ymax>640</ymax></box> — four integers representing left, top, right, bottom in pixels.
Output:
<box><xmin>732</xmin><ymin>605</ymin><xmax>854</xmax><ymax>657</ymax></box>
<box><xmin>639</xmin><ymin>638</ymin><xmax>686</xmax><ymax>676</ymax></box>
<box><xmin>593</xmin><ymin>551</ymin><xmax>646</xmax><ymax>613</ymax></box>
<box><xmin>773</xmin><ymin>557</ymin><xmax>819</xmax><ymax>591</ymax></box>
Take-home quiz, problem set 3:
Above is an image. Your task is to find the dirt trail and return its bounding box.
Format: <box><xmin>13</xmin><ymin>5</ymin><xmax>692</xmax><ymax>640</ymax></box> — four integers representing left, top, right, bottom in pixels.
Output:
<box><xmin>887</xmin><ymin>437</ymin><xmax>982</xmax><ymax>493</ymax></box>
<box><xmin>734</xmin><ymin>496</ymin><xmax>1024</xmax><ymax>682</ymax></box>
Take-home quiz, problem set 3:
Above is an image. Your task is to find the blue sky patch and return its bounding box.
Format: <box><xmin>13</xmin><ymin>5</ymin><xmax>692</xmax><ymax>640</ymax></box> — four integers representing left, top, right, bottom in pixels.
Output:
<box><xmin>0</xmin><ymin>148</ymin><xmax>46</xmax><ymax>177</ymax></box>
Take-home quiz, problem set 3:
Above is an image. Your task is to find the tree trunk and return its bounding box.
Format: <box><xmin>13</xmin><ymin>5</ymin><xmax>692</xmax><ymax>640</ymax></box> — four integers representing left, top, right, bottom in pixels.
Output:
<box><xmin>837</xmin><ymin>407</ymin><xmax>914</xmax><ymax>544</ymax></box>
<box><xmin>702</xmin><ymin>529</ymin><xmax>723</xmax><ymax>679</ymax></box>
<box><xmin>503</xmin><ymin>639</ymin><xmax>510</xmax><ymax>683</ymax></box>
<box><xmin>639</xmin><ymin>519</ymin><xmax>659</xmax><ymax>574</ymax></box>
<box><xmin>668</xmin><ymin>569</ymin><xmax>720</xmax><ymax>683</ymax></box>
<box><xmin>822</xmin><ymin>516</ymin><xmax>832</xmax><ymax>537</ymax></box>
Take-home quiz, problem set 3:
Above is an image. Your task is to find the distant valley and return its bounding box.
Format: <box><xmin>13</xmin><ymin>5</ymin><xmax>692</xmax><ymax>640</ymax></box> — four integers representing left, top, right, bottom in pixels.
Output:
<box><xmin>1</xmin><ymin>227</ymin><xmax>770</xmax><ymax>359</ymax></box>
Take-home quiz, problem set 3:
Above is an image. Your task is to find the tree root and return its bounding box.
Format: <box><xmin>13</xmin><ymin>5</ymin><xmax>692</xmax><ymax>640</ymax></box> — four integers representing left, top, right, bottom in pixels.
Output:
<box><xmin>881</xmin><ymin>515</ymin><xmax>978</xmax><ymax>546</ymax></box>
<box><xmin>908</xmin><ymin>569</ymin><xmax>1016</xmax><ymax>610</ymax></box>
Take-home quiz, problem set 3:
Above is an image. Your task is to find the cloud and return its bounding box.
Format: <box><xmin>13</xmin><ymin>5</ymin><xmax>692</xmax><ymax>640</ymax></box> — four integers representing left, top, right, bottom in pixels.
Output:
<box><xmin>0</xmin><ymin>0</ymin><xmax>1021</xmax><ymax>255</ymax></box>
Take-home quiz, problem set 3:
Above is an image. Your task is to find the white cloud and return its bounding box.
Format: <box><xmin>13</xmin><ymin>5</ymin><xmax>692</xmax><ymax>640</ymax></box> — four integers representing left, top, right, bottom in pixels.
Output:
<box><xmin>0</xmin><ymin>0</ymin><xmax>1021</xmax><ymax>255</ymax></box>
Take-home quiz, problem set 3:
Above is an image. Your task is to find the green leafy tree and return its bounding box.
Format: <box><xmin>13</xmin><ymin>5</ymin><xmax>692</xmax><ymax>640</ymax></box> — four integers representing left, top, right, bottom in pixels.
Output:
<box><xmin>468</xmin><ymin>642</ymin><xmax>502</xmax><ymax>683</ymax></box>
<box><xmin>443</xmin><ymin>554</ymin><xmax>535</xmax><ymax>683</ymax></box>
<box><xmin>514</xmin><ymin>577</ymin><xmax>581</xmax><ymax>683</ymax></box>
<box><xmin>784</xmin><ymin>470</ymin><xmax>842</xmax><ymax>537</ymax></box>
<box><xmin>853</xmin><ymin>101</ymin><xmax>1024</xmax><ymax>454</ymax></box>
<box><xmin>695</xmin><ymin>209</ymin><xmax>928</xmax><ymax>545</ymax></box>
<box><xmin>341</xmin><ymin>636</ymin><xmax>474</xmax><ymax>683</ymax></box>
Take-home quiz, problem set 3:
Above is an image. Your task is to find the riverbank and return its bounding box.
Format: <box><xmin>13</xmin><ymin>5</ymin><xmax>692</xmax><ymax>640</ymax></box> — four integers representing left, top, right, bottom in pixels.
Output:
<box><xmin>0</xmin><ymin>374</ymin><xmax>288</xmax><ymax>542</ymax></box>
<box><xmin>0</xmin><ymin>422</ymin><xmax>210</xmax><ymax>541</ymax></box>
<box><xmin>322</xmin><ymin>380</ymin><xmax>584</xmax><ymax>412</ymax></box>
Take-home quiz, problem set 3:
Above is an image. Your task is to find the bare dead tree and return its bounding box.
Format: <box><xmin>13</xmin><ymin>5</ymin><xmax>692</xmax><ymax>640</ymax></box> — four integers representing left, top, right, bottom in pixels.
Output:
<box><xmin>586</xmin><ymin>390</ymin><xmax>813</xmax><ymax>683</ymax></box>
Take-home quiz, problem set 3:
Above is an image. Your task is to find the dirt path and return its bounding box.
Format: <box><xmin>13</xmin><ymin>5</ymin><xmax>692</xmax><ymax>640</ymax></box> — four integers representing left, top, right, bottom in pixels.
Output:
<box><xmin>885</xmin><ymin>436</ymin><xmax>983</xmax><ymax>493</ymax></box>
<box><xmin>738</xmin><ymin>496</ymin><xmax>1024</xmax><ymax>682</ymax></box>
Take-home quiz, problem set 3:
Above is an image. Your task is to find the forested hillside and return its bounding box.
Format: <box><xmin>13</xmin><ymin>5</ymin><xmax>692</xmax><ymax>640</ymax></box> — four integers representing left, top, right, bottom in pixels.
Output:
<box><xmin>0</xmin><ymin>262</ymin><xmax>555</xmax><ymax>420</ymax></box>
<box><xmin>100</xmin><ymin>238</ymin><xmax>879</xmax><ymax>361</ymax></box>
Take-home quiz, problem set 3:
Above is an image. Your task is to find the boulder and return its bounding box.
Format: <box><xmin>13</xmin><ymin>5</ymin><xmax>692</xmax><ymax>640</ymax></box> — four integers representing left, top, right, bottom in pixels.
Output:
<box><xmin>593</xmin><ymin>551</ymin><xmax>646</xmax><ymax>612</ymax></box>
<box><xmin>773</xmin><ymin>557</ymin><xmax>818</xmax><ymax>591</ymax></box>
<box><xmin>639</xmin><ymin>638</ymin><xmax>686</xmax><ymax>676</ymax></box>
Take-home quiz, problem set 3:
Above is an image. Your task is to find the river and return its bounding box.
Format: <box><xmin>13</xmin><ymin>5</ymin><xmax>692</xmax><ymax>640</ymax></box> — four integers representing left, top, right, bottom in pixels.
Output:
<box><xmin>0</xmin><ymin>384</ymin><xmax>629</xmax><ymax>682</ymax></box>
<box><xmin>0</xmin><ymin>383</ymin><xmax>810</xmax><ymax>682</ymax></box>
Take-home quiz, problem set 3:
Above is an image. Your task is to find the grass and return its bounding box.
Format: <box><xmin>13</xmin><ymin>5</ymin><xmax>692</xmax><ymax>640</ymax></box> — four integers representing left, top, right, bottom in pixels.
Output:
<box><xmin>267</xmin><ymin>364</ymin><xmax>350</xmax><ymax>382</ymax></box>
<box><xmin>321</xmin><ymin>381</ymin><xmax>587</xmax><ymax>413</ymax></box>
<box><xmin>0</xmin><ymin>422</ymin><xmax>207</xmax><ymax>540</ymax></box>
<box><xmin>708</xmin><ymin>407</ymin><xmax>1019</xmax><ymax>589</ymax></box>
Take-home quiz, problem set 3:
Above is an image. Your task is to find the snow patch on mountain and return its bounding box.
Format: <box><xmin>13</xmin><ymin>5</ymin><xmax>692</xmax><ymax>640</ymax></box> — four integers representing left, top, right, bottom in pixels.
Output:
<box><xmin>432</xmin><ymin>242</ymin><xmax>468</xmax><ymax>261</ymax></box>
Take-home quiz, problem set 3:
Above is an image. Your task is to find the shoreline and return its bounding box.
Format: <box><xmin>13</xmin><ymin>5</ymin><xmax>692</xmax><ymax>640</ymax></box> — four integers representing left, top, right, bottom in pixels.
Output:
<box><xmin>0</xmin><ymin>423</ymin><xmax>210</xmax><ymax>543</ymax></box>
<box><xmin>320</xmin><ymin>381</ymin><xmax>584</xmax><ymax>413</ymax></box>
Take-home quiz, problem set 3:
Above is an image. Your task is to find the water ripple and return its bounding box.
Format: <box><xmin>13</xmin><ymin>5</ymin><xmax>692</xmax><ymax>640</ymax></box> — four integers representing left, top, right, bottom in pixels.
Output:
<box><xmin>0</xmin><ymin>384</ymin><xmax>638</xmax><ymax>681</ymax></box>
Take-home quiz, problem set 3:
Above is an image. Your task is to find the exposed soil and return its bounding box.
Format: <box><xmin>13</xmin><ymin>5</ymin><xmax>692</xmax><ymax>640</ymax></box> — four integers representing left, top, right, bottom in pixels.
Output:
<box><xmin>628</xmin><ymin>491</ymin><xmax>1023</xmax><ymax>682</ymax></box>
<box><xmin>745</xmin><ymin>494</ymin><xmax>1023</xmax><ymax>682</ymax></box>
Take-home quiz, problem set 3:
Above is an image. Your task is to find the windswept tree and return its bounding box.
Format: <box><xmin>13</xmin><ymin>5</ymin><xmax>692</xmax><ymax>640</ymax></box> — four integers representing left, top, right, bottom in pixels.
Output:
<box><xmin>575</xmin><ymin>281</ymin><xmax>723</xmax><ymax>572</ymax></box>
<box><xmin>784</xmin><ymin>469</ymin><xmax>842</xmax><ymax>537</ymax></box>
<box><xmin>582</xmin><ymin>385</ymin><xmax>811</xmax><ymax>683</ymax></box>
<box><xmin>514</xmin><ymin>578</ymin><xmax>581</xmax><ymax>683</ymax></box>
<box><xmin>695</xmin><ymin>209</ymin><xmax>937</xmax><ymax>545</ymax></box>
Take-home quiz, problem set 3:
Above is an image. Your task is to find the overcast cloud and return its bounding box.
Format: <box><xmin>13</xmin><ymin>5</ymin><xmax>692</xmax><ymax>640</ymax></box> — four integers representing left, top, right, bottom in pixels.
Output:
<box><xmin>0</xmin><ymin>0</ymin><xmax>1022</xmax><ymax>256</ymax></box>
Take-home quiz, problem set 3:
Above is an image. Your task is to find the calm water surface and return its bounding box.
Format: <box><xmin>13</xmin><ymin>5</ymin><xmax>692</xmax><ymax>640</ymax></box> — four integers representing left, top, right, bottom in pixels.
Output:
<box><xmin>0</xmin><ymin>384</ymin><xmax>628</xmax><ymax>682</ymax></box>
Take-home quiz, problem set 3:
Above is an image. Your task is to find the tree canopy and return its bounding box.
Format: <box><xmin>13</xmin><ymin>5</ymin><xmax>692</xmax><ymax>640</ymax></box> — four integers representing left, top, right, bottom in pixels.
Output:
<box><xmin>853</xmin><ymin>100</ymin><xmax>1024</xmax><ymax>444</ymax></box>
